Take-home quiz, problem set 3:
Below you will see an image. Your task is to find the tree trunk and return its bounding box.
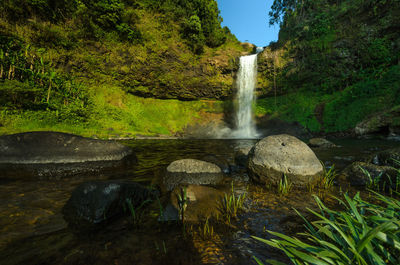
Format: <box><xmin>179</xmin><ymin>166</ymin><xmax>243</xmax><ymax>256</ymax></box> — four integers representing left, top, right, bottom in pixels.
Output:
<box><xmin>47</xmin><ymin>80</ymin><xmax>52</xmax><ymax>103</ymax></box>
<box><xmin>8</xmin><ymin>65</ymin><xmax>12</xmax><ymax>80</ymax></box>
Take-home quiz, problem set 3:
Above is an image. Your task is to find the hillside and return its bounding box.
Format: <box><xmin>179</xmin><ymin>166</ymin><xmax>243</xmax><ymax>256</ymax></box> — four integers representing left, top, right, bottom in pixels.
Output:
<box><xmin>255</xmin><ymin>0</ymin><xmax>400</xmax><ymax>135</ymax></box>
<box><xmin>0</xmin><ymin>0</ymin><xmax>251</xmax><ymax>138</ymax></box>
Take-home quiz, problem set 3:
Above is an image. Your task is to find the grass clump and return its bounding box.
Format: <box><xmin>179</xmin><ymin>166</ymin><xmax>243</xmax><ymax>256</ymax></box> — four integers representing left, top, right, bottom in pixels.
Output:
<box><xmin>278</xmin><ymin>174</ymin><xmax>293</xmax><ymax>195</ymax></box>
<box><xmin>320</xmin><ymin>164</ymin><xmax>337</xmax><ymax>190</ymax></box>
<box><xmin>253</xmin><ymin>192</ymin><xmax>400</xmax><ymax>265</ymax></box>
<box><xmin>219</xmin><ymin>182</ymin><xmax>247</xmax><ymax>225</ymax></box>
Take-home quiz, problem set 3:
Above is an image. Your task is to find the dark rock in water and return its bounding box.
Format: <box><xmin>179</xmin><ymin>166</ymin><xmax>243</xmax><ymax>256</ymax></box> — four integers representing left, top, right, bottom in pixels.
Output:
<box><xmin>164</xmin><ymin>159</ymin><xmax>223</xmax><ymax>191</ymax></box>
<box><xmin>0</xmin><ymin>131</ymin><xmax>135</xmax><ymax>179</ymax></box>
<box><xmin>248</xmin><ymin>134</ymin><xmax>323</xmax><ymax>187</ymax></box>
<box><xmin>201</xmin><ymin>154</ymin><xmax>230</xmax><ymax>174</ymax></box>
<box><xmin>366</xmin><ymin>147</ymin><xmax>400</xmax><ymax>169</ymax></box>
<box><xmin>340</xmin><ymin>162</ymin><xmax>398</xmax><ymax>187</ymax></box>
<box><xmin>308</xmin><ymin>138</ymin><xmax>337</xmax><ymax>148</ymax></box>
<box><xmin>62</xmin><ymin>180</ymin><xmax>155</xmax><ymax>230</ymax></box>
<box><xmin>255</xmin><ymin>118</ymin><xmax>311</xmax><ymax>139</ymax></box>
<box><xmin>234</xmin><ymin>146</ymin><xmax>253</xmax><ymax>167</ymax></box>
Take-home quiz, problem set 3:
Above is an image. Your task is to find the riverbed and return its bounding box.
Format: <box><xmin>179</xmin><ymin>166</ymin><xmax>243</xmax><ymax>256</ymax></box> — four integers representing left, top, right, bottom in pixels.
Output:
<box><xmin>0</xmin><ymin>138</ymin><xmax>398</xmax><ymax>265</ymax></box>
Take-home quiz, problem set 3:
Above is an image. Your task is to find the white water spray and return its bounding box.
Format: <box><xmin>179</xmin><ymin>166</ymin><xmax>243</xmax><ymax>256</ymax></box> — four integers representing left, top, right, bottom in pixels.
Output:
<box><xmin>231</xmin><ymin>49</ymin><xmax>262</xmax><ymax>139</ymax></box>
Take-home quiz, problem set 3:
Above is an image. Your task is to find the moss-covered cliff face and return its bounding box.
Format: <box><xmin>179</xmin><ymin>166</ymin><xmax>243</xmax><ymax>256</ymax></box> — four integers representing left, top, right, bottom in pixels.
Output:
<box><xmin>256</xmin><ymin>0</ymin><xmax>400</xmax><ymax>134</ymax></box>
<box><xmin>0</xmin><ymin>0</ymin><xmax>251</xmax><ymax>137</ymax></box>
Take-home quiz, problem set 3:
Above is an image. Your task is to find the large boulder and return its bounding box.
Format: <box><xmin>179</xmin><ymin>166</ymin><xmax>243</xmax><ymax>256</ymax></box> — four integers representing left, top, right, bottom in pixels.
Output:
<box><xmin>0</xmin><ymin>131</ymin><xmax>134</xmax><ymax>179</ymax></box>
<box><xmin>248</xmin><ymin>134</ymin><xmax>323</xmax><ymax>186</ymax></box>
<box><xmin>62</xmin><ymin>180</ymin><xmax>156</xmax><ymax>230</ymax></box>
<box><xmin>355</xmin><ymin>107</ymin><xmax>400</xmax><ymax>137</ymax></box>
<box><xmin>163</xmin><ymin>159</ymin><xmax>224</xmax><ymax>191</ymax></box>
<box><xmin>0</xmin><ymin>131</ymin><xmax>132</xmax><ymax>164</ymax></box>
<box><xmin>340</xmin><ymin>162</ymin><xmax>398</xmax><ymax>187</ymax></box>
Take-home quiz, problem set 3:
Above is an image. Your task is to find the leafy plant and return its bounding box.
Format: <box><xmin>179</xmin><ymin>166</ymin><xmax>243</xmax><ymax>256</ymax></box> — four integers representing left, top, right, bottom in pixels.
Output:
<box><xmin>253</xmin><ymin>192</ymin><xmax>400</xmax><ymax>265</ymax></box>
<box><xmin>359</xmin><ymin>165</ymin><xmax>383</xmax><ymax>191</ymax></box>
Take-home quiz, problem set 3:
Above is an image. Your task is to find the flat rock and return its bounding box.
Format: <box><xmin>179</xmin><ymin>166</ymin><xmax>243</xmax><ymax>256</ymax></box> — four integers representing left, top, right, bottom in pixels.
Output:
<box><xmin>164</xmin><ymin>159</ymin><xmax>223</xmax><ymax>191</ymax></box>
<box><xmin>0</xmin><ymin>131</ymin><xmax>132</xmax><ymax>164</ymax></box>
<box><xmin>248</xmin><ymin>134</ymin><xmax>323</xmax><ymax>187</ymax></box>
<box><xmin>308</xmin><ymin>138</ymin><xmax>337</xmax><ymax>148</ymax></box>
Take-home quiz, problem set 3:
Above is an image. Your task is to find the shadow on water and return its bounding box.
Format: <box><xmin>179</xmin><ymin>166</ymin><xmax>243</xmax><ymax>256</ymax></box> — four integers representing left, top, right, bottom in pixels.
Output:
<box><xmin>0</xmin><ymin>138</ymin><xmax>399</xmax><ymax>265</ymax></box>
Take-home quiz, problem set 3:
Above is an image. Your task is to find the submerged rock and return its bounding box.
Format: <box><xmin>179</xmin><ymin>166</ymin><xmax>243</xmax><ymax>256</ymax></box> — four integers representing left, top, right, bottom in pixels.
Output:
<box><xmin>341</xmin><ymin>162</ymin><xmax>398</xmax><ymax>187</ymax></box>
<box><xmin>168</xmin><ymin>184</ymin><xmax>225</xmax><ymax>222</ymax></box>
<box><xmin>308</xmin><ymin>138</ymin><xmax>337</xmax><ymax>148</ymax></box>
<box><xmin>366</xmin><ymin>147</ymin><xmax>400</xmax><ymax>169</ymax></box>
<box><xmin>164</xmin><ymin>159</ymin><xmax>224</xmax><ymax>191</ymax></box>
<box><xmin>0</xmin><ymin>131</ymin><xmax>134</xmax><ymax>179</ymax></box>
<box><xmin>247</xmin><ymin>134</ymin><xmax>323</xmax><ymax>187</ymax></box>
<box><xmin>62</xmin><ymin>180</ymin><xmax>155</xmax><ymax>230</ymax></box>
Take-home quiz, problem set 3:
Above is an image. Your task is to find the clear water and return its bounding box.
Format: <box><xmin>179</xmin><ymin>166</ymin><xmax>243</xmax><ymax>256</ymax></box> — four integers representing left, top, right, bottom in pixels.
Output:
<box><xmin>0</xmin><ymin>138</ymin><xmax>399</xmax><ymax>265</ymax></box>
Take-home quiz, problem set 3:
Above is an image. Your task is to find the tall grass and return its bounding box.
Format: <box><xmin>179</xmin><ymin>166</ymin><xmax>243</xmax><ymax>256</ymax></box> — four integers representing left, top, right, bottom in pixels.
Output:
<box><xmin>220</xmin><ymin>182</ymin><xmax>247</xmax><ymax>225</ymax></box>
<box><xmin>253</xmin><ymin>192</ymin><xmax>400</xmax><ymax>265</ymax></box>
<box><xmin>278</xmin><ymin>174</ymin><xmax>292</xmax><ymax>195</ymax></box>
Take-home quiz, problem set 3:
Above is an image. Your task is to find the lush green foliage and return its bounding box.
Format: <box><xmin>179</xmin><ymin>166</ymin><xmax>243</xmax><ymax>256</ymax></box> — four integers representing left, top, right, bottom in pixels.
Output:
<box><xmin>253</xmin><ymin>192</ymin><xmax>400</xmax><ymax>265</ymax></box>
<box><xmin>258</xmin><ymin>0</ymin><xmax>400</xmax><ymax>132</ymax></box>
<box><xmin>257</xmin><ymin>65</ymin><xmax>400</xmax><ymax>132</ymax></box>
<box><xmin>0</xmin><ymin>0</ymin><xmax>243</xmax><ymax>137</ymax></box>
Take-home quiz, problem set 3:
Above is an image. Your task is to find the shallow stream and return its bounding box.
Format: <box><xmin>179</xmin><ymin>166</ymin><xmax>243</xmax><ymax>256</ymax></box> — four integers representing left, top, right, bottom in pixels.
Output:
<box><xmin>0</xmin><ymin>138</ymin><xmax>399</xmax><ymax>265</ymax></box>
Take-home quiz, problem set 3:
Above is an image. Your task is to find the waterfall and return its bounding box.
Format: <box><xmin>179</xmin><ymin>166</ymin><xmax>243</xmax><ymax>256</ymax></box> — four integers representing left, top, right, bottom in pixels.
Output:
<box><xmin>231</xmin><ymin>50</ymin><xmax>261</xmax><ymax>139</ymax></box>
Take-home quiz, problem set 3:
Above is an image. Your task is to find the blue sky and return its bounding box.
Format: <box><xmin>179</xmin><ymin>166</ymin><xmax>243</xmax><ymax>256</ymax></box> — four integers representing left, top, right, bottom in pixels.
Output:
<box><xmin>217</xmin><ymin>0</ymin><xmax>280</xmax><ymax>47</ymax></box>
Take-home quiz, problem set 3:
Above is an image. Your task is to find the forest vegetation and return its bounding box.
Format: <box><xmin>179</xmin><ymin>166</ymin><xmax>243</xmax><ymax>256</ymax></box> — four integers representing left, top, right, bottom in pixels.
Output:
<box><xmin>0</xmin><ymin>0</ymin><xmax>399</xmax><ymax>136</ymax></box>
<box><xmin>0</xmin><ymin>0</ymin><xmax>249</xmax><ymax>137</ymax></box>
<box><xmin>256</xmin><ymin>0</ymin><xmax>400</xmax><ymax>133</ymax></box>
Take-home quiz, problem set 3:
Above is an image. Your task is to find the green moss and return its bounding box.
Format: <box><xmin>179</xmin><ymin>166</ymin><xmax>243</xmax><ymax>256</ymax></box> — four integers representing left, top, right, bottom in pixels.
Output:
<box><xmin>0</xmin><ymin>85</ymin><xmax>223</xmax><ymax>138</ymax></box>
<box><xmin>257</xmin><ymin>66</ymin><xmax>400</xmax><ymax>132</ymax></box>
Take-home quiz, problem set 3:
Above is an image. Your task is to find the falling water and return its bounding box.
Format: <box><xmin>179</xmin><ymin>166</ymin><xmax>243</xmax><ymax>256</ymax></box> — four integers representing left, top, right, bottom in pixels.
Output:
<box><xmin>231</xmin><ymin>50</ymin><xmax>261</xmax><ymax>139</ymax></box>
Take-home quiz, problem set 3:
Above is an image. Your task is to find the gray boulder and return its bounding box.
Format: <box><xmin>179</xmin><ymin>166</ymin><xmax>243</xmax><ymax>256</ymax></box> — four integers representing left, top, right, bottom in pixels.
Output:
<box><xmin>355</xmin><ymin>106</ymin><xmax>400</xmax><ymax>136</ymax></box>
<box><xmin>0</xmin><ymin>131</ymin><xmax>132</xmax><ymax>164</ymax></box>
<box><xmin>248</xmin><ymin>134</ymin><xmax>323</xmax><ymax>186</ymax></box>
<box><xmin>164</xmin><ymin>159</ymin><xmax>223</xmax><ymax>191</ymax></box>
<box><xmin>62</xmin><ymin>180</ymin><xmax>155</xmax><ymax>230</ymax></box>
<box><xmin>0</xmin><ymin>131</ymin><xmax>134</xmax><ymax>179</ymax></box>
